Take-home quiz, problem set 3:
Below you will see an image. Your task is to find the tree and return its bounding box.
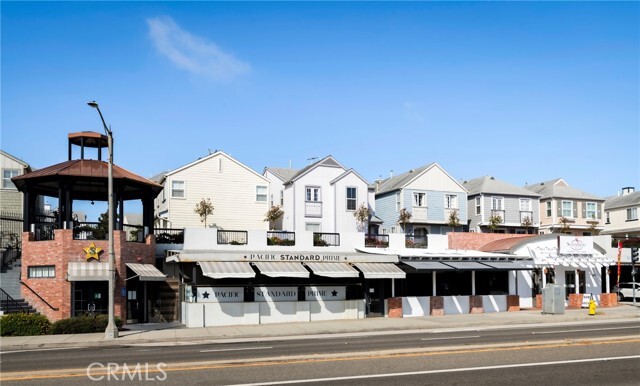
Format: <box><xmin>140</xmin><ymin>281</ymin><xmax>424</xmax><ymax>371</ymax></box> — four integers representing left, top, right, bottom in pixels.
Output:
<box><xmin>447</xmin><ymin>209</ymin><xmax>461</xmax><ymax>231</ymax></box>
<box><xmin>488</xmin><ymin>214</ymin><xmax>502</xmax><ymax>233</ymax></box>
<box><xmin>559</xmin><ymin>216</ymin><xmax>571</xmax><ymax>233</ymax></box>
<box><xmin>264</xmin><ymin>205</ymin><xmax>284</xmax><ymax>230</ymax></box>
<box><xmin>353</xmin><ymin>203</ymin><xmax>370</xmax><ymax>232</ymax></box>
<box><xmin>397</xmin><ymin>208</ymin><xmax>412</xmax><ymax>233</ymax></box>
<box><xmin>521</xmin><ymin>216</ymin><xmax>533</xmax><ymax>234</ymax></box>
<box><xmin>194</xmin><ymin>198</ymin><xmax>214</xmax><ymax>227</ymax></box>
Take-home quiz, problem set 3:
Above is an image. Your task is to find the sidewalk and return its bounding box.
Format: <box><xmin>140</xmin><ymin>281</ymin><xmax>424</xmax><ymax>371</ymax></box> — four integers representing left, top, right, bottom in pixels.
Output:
<box><xmin>2</xmin><ymin>304</ymin><xmax>638</xmax><ymax>351</ymax></box>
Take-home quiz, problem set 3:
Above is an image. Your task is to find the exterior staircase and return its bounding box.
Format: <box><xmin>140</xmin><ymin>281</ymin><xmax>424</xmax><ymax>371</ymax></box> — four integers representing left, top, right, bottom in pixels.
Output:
<box><xmin>0</xmin><ymin>251</ymin><xmax>38</xmax><ymax>315</ymax></box>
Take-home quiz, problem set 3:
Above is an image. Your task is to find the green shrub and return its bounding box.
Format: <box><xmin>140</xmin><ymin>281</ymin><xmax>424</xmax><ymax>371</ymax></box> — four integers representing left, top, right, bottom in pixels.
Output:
<box><xmin>0</xmin><ymin>313</ymin><xmax>51</xmax><ymax>336</ymax></box>
<box><xmin>49</xmin><ymin>315</ymin><xmax>124</xmax><ymax>334</ymax></box>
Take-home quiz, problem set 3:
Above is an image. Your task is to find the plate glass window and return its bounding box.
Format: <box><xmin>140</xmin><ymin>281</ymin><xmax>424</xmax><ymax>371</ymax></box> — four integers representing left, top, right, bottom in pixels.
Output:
<box><xmin>346</xmin><ymin>187</ymin><xmax>357</xmax><ymax>210</ymax></box>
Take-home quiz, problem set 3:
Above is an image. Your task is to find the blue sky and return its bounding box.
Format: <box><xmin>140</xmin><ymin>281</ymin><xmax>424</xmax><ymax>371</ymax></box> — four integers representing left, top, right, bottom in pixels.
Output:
<box><xmin>2</xmin><ymin>1</ymin><xmax>639</xmax><ymax>221</ymax></box>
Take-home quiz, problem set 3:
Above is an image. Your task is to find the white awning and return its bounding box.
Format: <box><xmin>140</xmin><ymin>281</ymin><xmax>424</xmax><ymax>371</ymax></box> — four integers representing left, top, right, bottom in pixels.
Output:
<box><xmin>481</xmin><ymin>261</ymin><xmax>535</xmax><ymax>271</ymax></box>
<box><xmin>352</xmin><ymin>263</ymin><xmax>406</xmax><ymax>279</ymax></box>
<box><xmin>67</xmin><ymin>262</ymin><xmax>109</xmax><ymax>281</ymax></box>
<box><xmin>304</xmin><ymin>262</ymin><xmax>360</xmax><ymax>278</ymax></box>
<box><xmin>441</xmin><ymin>261</ymin><xmax>495</xmax><ymax>271</ymax></box>
<box><xmin>401</xmin><ymin>261</ymin><xmax>455</xmax><ymax>271</ymax></box>
<box><xmin>199</xmin><ymin>261</ymin><xmax>256</xmax><ymax>279</ymax></box>
<box><xmin>126</xmin><ymin>263</ymin><xmax>166</xmax><ymax>281</ymax></box>
<box><xmin>253</xmin><ymin>261</ymin><xmax>310</xmax><ymax>278</ymax></box>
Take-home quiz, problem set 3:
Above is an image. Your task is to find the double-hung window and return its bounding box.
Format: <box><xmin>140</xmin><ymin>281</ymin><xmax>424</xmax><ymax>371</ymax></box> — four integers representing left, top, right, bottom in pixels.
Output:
<box><xmin>520</xmin><ymin>198</ymin><xmax>532</xmax><ymax>212</ymax></box>
<box><xmin>491</xmin><ymin>196</ymin><xmax>504</xmax><ymax>211</ymax></box>
<box><xmin>585</xmin><ymin>202</ymin><xmax>597</xmax><ymax>219</ymax></box>
<box><xmin>413</xmin><ymin>192</ymin><xmax>425</xmax><ymax>207</ymax></box>
<box><xmin>562</xmin><ymin>200</ymin><xmax>573</xmax><ymax>218</ymax></box>
<box><xmin>2</xmin><ymin>169</ymin><xmax>19</xmax><ymax>189</ymax></box>
<box><xmin>627</xmin><ymin>208</ymin><xmax>638</xmax><ymax>221</ymax></box>
<box><xmin>395</xmin><ymin>192</ymin><xmax>401</xmax><ymax>211</ymax></box>
<box><xmin>546</xmin><ymin>201</ymin><xmax>552</xmax><ymax>217</ymax></box>
<box><xmin>346</xmin><ymin>187</ymin><xmax>357</xmax><ymax>211</ymax></box>
<box><xmin>306</xmin><ymin>187</ymin><xmax>320</xmax><ymax>202</ymax></box>
<box><xmin>445</xmin><ymin>194</ymin><xmax>458</xmax><ymax>209</ymax></box>
<box><xmin>475</xmin><ymin>197</ymin><xmax>481</xmax><ymax>215</ymax></box>
<box><xmin>256</xmin><ymin>185</ymin><xmax>268</xmax><ymax>202</ymax></box>
<box><xmin>171</xmin><ymin>180</ymin><xmax>185</xmax><ymax>198</ymax></box>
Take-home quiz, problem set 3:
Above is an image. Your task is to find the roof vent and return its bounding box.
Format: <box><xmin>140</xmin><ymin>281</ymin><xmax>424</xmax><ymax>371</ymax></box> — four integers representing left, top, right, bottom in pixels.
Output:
<box><xmin>490</xmin><ymin>176</ymin><xmax>495</xmax><ymax>180</ymax></box>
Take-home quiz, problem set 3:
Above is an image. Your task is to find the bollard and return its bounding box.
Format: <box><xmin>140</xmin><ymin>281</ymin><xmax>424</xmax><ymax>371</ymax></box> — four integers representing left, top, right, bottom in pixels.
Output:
<box><xmin>588</xmin><ymin>296</ymin><xmax>596</xmax><ymax>316</ymax></box>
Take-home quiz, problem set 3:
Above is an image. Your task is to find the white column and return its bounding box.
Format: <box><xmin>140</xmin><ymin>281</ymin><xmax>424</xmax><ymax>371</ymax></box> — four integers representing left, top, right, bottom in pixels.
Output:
<box><xmin>432</xmin><ymin>271</ymin><xmax>437</xmax><ymax>296</ymax></box>
<box><xmin>471</xmin><ymin>271</ymin><xmax>476</xmax><ymax>296</ymax></box>
<box><xmin>391</xmin><ymin>278</ymin><xmax>395</xmax><ymax>297</ymax></box>
<box><xmin>542</xmin><ymin>267</ymin><xmax>547</xmax><ymax>288</ymax></box>
<box><xmin>606</xmin><ymin>266</ymin><xmax>610</xmax><ymax>293</ymax></box>
<box><xmin>575</xmin><ymin>270</ymin><xmax>580</xmax><ymax>294</ymax></box>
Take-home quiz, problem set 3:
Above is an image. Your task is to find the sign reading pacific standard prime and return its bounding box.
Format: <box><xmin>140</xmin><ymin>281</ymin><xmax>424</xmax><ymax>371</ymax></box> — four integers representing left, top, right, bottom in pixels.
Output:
<box><xmin>248</xmin><ymin>253</ymin><xmax>344</xmax><ymax>262</ymax></box>
<box><xmin>305</xmin><ymin>286</ymin><xmax>346</xmax><ymax>301</ymax></box>
<box><xmin>254</xmin><ymin>286</ymin><xmax>298</xmax><ymax>302</ymax></box>
<box><xmin>196</xmin><ymin>287</ymin><xmax>244</xmax><ymax>303</ymax></box>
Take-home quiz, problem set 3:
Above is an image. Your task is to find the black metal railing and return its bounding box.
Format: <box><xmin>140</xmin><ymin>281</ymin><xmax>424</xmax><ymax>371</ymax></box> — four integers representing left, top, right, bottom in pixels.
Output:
<box><xmin>267</xmin><ymin>231</ymin><xmax>295</xmax><ymax>246</ymax></box>
<box><xmin>365</xmin><ymin>234</ymin><xmax>389</xmax><ymax>248</ymax></box>
<box><xmin>20</xmin><ymin>281</ymin><xmax>59</xmax><ymax>311</ymax></box>
<box><xmin>0</xmin><ymin>288</ymin><xmax>25</xmax><ymax>313</ymax></box>
<box><xmin>405</xmin><ymin>234</ymin><xmax>428</xmax><ymax>249</ymax></box>
<box><xmin>123</xmin><ymin>224</ymin><xmax>145</xmax><ymax>243</ymax></box>
<box><xmin>73</xmin><ymin>222</ymin><xmax>106</xmax><ymax>240</ymax></box>
<box><xmin>217</xmin><ymin>230</ymin><xmax>248</xmax><ymax>245</ymax></box>
<box><xmin>313</xmin><ymin>232</ymin><xmax>340</xmax><ymax>247</ymax></box>
<box><xmin>1</xmin><ymin>242</ymin><xmax>21</xmax><ymax>270</ymax></box>
<box><xmin>33</xmin><ymin>222</ymin><xmax>57</xmax><ymax>241</ymax></box>
<box><xmin>155</xmin><ymin>228</ymin><xmax>184</xmax><ymax>244</ymax></box>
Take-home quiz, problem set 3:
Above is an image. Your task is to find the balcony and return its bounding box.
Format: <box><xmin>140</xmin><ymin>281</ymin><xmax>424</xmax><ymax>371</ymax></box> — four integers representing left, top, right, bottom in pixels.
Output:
<box><xmin>405</xmin><ymin>234</ymin><xmax>428</xmax><ymax>249</ymax></box>
<box><xmin>313</xmin><ymin>232</ymin><xmax>340</xmax><ymax>247</ymax></box>
<box><xmin>217</xmin><ymin>230</ymin><xmax>248</xmax><ymax>245</ymax></box>
<box><xmin>155</xmin><ymin>228</ymin><xmax>184</xmax><ymax>244</ymax></box>
<box><xmin>305</xmin><ymin>201</ymin><xmax>322</xmax><ymax>217</ymax></box>
<box><xmin>411</xmin><ymin>207</ymin><xmax>428</xmax><ymax>222</ymax></box>
<box><xmin>267</xmin><ymin>231</ymin><xmax>295</xmax><ymax>246</ymax></box>
<box><xmin>364</xmin><ymin>234</ymin><xmax>389</xmax><ymax>248</ymax></box>
<box><xmin>520</xmin><ymin>211</ymin><xmax>534</xmax><ymax>224</ymax></box>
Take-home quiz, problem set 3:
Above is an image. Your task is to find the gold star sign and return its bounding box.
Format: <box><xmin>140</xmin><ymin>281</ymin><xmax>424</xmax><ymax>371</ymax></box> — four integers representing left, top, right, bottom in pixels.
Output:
<box><xmin>83</xmin><ymin>242</ymin><xmax>102</xmax><ymax>261</ymax></box>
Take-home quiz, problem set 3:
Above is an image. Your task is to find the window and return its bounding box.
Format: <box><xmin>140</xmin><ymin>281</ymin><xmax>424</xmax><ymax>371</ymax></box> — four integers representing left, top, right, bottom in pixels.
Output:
<box><xmin>606</xmin><ymin>211</ymin><xmax>610</xmax><ymax>224</ymax></box>
<box><xmin>585</xmin><ymin>202</ymin><xmax>597</xmax><ymax>219</ymax></box>
<box><xmin>171</xmin><ymin>180</ymin><xmax>185</xmax><ymax>198</ymax></box>
<box><xmin>305</xmin><ymin>223</ymin><xmax>320</xmax><ymax>232</ymax></box>
<box><xmin>445</xmin><ymin>194</ymin><xmax>458</xmax><ymax>209</ymax></box>
<box><xmin>396</xmin><ymin>192</ymin><xmax>401</xmax><ymax>211</ymax></box>
<box><xmin>546</xmin><ymin>201</ymin><xmax>552</xmax><ymax>217</ymax></box>
<box><xmin>306</xmin><ymin>187</ymin><xmax>320</xmax><ymax>202</ymax></box>
<box><xmin>2</xmin><ymin>169</ymin><xmax>19</xmax><ymax>189</ymax></box>
<box><xmin>391</xmin><ymin>226</ymin><xmax>397</xmax><ymax>234</ymax></box>
<box><xmin>491</xmin><ymin>196</ymin><xmax>504</xmax><ymax>210</ymax></box>
<box><xmin>256</xmin><ymin>185</ymin><xmax>268</xmax><ymax>202</ymax></box>
<box><xmin>413</xmin><ymin>192</ymin><xmax>425</xmax><ymax>207</ymax></box>
<box><xmin>28</xmin><ymin>265</ymin><xmax>55</xmax><ymax>278</ymax></box>
<box><xmin>475</xmin><ymin>197</ymin><xmax>481</xmax><ymax>215</ymax></box>
<box><xmin>519</xmin><ymin>198</ymin><xmax>532</xmax><ymax>212</ymax></box>
<box><xmin>562</xmin><ymin>200</ymin><xmax>573</xmax><ymax>218</ymax></box>
<box><xmin>280</xmin><ymin>190</ymin><xmax>284</xmax><ymax>206</ymax></box>
<box><xmin>346</xmin><ymin>187</ymin><xmax>357</xmax><ymax>210</ymax></box>
<box><xmin>628</xmin><ymin>208</ymin><xmax>638</xmax><ymax>221</ymax></box>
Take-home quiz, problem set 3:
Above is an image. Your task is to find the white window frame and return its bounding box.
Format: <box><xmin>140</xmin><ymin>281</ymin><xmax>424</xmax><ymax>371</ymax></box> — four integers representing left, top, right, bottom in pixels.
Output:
<box><xmin>519</xmin><ymin>198</ymin><xmax>532</xmax><ymax>212</ymax></box>
<box><xmin>256</xmin><ymin>185</ymin><xmax>268</xmax><ymax>202</ymax></box>
<box><xmin>445</xmin><ymin>194</ymin><xmax>458</xmax><ymax>209</ymax></box>
<box><xmin>491</xmin><ymin>196</ymin><xmax>504</xmax><ymax>211</ymax></box>
<box><xmin>306</xmin><ymin>186</ymin><xmax>321</xmax><ymax>202</ymax></box>
<box><xmin>606</xmin><ymin>211</ymin><xmax>610</xmax><ymax>223</ymax></box>
<box><xmin>413</xmin><ymin>192</ymin><xmax>425</xmax><ymax>207</ymax></box>
<box><xmin>346</xmin><ymin>187</ymin><xmax>357</xmax><ymax>211</ymax></box>
<box><xmin>2</xmin><ymin>169</ymin><xmax>19</xmax><ymax>189</ymax></box>
<box><xmin>396</xmin><ymin>192</ymin><xmax>401</xmax><ymax>212</ymax></box>
<box><xmin>475</xmin><ymin>197</ymin><xmax>481</xmax><ymax>215</ymax></box>
<box><xmin>546</xmin><ymin>201</ymin><xmax>552</xmax><ymax>217</ymax></box>
<box><xmin>171</xmin><ymin>180</ymin><xmax>185</xmax><ymax>199</ymax></box>
<box><xmin>585</xmin><ymin>202</ymin><xmax>597</xmax><ymax>219</ymax></box>
<box><xmin>305</xmin><ymin>222</ymin><xmax>321</xmax><ymax>232</ymax></box>
<box><xmin>28</xmin><ymin>265</ymin><xmax>55</xmax><ymax>278</ymax></box>
<box><xmin>280</xmin><ymin>190</ymin><xmax>284</xmax><ymax>206</ymax></box>
<box><xmin>627</xmin><ymin>207</ymin><xmax>638</xmax><ymax>221</ymax></box>
<box><xmin>562</xmin><ymin>200</ymin><xmax>573</xmax><ymax>218</ymax></box>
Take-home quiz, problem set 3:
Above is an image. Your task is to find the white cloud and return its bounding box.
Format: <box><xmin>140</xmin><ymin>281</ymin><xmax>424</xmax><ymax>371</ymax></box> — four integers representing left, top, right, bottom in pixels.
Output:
<box><xmin>146</xmin><ymin>16</ymin><xmax>250</xmax><ymax>81</ymax></box>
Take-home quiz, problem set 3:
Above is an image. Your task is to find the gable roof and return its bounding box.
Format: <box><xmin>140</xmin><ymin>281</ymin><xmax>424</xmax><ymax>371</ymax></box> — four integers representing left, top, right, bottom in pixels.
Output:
<box><xmin>524</xmin><ymin>178</ymin><xmax>603</xmax><ymax>201</ymax></box>
<box><xmin>375</xmin><ymin>163</ymin><xmax>466</xmax><ymax>195</ymax></box>
<box><xmin>1</xmin><ymin>150</ymin><xmax>31</xmax><ymax>171</ymax></box>
<box><xmin>463</xmin><ymin>176</ymin><xmax>541</xmax><ymax>197</ymax></box>
<box><xmin>330</xmin><ymin>168</ymin><xmax>369</xmax><ymax>186</ymax></box>
<box><xmin>284</xmin><ymin>155</ymin><xmax>345</xmax><ymax>184</ymax></box>
<box><xmin>605</xmin><ymin>190</ymin><xmax>640</xmax><ymax>210</ymax></box>
<box><xmin>263</xmin><ymin>167</ymin><xmax>299</xmax><ymax>183</ymax></box>
<box><xmin>164</xmin><ymin>151</ymin><xmax>269</xmax><ymax>183</ymax></box>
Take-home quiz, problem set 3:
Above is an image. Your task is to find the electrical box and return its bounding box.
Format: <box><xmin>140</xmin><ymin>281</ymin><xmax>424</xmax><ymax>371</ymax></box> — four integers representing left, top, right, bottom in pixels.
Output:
<box><xmin>542</xmin><ymin>284</ymin><xmax>565</xmax><ymax>314</ymax></box>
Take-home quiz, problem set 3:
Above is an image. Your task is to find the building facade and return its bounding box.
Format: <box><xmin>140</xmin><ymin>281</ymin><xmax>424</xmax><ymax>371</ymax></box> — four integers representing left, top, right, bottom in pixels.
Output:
<box><xmin>602</xmin><ymin>187</ymin><xmax>640</xmax><ymax>239</ymax></box>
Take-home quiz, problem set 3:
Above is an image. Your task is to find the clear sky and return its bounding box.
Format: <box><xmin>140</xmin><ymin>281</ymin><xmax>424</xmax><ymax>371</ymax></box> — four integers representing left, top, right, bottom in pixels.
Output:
<box><xmin>2</xmin><ymin>1</ymin><xmax>639</xmax><ymax>221</ymax></box>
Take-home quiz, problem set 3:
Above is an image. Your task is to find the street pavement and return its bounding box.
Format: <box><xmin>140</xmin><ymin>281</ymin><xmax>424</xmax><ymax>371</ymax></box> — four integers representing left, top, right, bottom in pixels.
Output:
<box><xmin>1</xmin><ymin>304</ymin><xmax>638</xmax><ymax>351</ymax></box>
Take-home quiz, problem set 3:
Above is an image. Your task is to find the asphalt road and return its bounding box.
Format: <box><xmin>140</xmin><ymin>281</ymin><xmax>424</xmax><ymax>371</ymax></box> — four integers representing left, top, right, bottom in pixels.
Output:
<box><xmin>1</xmin><ymin>321</ymin><xmax>639</xmax><ymax>385</ymax></box>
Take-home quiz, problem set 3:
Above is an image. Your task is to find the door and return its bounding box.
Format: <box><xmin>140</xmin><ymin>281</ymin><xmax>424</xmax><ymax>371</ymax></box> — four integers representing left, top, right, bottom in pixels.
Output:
<box><xmin>365</xmin><ymin>280</ymin><xmax>385</xmax><ymax>317</ymax></box>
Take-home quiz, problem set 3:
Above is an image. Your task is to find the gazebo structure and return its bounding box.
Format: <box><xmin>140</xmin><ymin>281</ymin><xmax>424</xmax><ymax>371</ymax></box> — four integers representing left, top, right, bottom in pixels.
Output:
<box><xmin>12</xmin><ymin>132</ymin><xmax>165</xmax><ymax>323</ymax></box>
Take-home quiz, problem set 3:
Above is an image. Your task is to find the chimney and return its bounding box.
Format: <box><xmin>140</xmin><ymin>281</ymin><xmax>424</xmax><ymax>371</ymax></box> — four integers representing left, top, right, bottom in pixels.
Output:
<box><xmin>622</xmin><ymin>187</ymin><xmax>635</xmax><ymax>195</ymax></box>
<box><xmin>390</xmin><ymin>170</ymin><xmax>393</xmax><ymax>178</ymax></box>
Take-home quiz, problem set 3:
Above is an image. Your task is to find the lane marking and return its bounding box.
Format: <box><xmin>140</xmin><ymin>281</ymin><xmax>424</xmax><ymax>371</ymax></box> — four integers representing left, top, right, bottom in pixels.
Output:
<box><xmin>421</xmin><ymin>336</ymin><xmax>481</xmax><ymax>341</ymax></box>
<box><xmin>0</xmin><ymin>347</ymin><xmax>82</xmax><ymax>355</ymax></box>
<box><xmin>533</xmin><ymin>326</ymin><xmax>640</xmax><ymax>335</ymax></box>
<box><xmin>200</xmin><ymin>346</ymin><xmax>273</xmax><ymax>353</ymax></box>
<box><xmin>229</xmin><ymin>355</ymin><xmax>640</xmax><ymax>385</ymax></box>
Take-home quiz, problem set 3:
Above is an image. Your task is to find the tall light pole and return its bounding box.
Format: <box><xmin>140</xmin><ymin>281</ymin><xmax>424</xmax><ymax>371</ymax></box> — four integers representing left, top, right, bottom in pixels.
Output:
<box><xmin>87</xmin><ymin>101</ymin><xmax>118</xmax><ymax>339</ymax></box>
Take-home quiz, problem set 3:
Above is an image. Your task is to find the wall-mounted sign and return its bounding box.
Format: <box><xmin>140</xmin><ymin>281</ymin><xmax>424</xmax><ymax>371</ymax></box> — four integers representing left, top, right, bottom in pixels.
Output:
<box><xmin>558</xmin><ymin>236</ymin><xmax>593</xmax><ymax>256</ymax></box>
<box><xmin>168</xmin><ymin>251</ymin><xmax>399</xmax><ymax>264</ymax></box>
<box><xmin>196</xmin><ymin>287</ymin><xmax>244</xmax><ymax>303</ymax></box>
<box><xmin>83</xmin><ymin>242</ymin><xmax>102</xmax><ymax>261</ymax></box>
<box><xmin>254</xmin><ymin>286</ymin><xmax>298</xmax><ymax>302</ymax></box>
<box><xmin>305</xmin><ymin>286</ymin><xmax>346</xmax><ymax>301</ymax></box>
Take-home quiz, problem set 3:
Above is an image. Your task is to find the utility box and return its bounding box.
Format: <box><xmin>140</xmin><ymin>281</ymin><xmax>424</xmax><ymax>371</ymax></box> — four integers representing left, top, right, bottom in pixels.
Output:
<box><xmin>542</xmin><ymin>284</ymin><xmax>565</xmax><ymax>314</ymax></box>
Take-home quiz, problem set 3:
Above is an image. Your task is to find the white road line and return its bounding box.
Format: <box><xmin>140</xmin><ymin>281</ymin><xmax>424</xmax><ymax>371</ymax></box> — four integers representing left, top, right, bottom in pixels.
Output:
<box><xmin>227</xmin><ymin>355</ymin><xmax>640</xmax><ymax>386</ymax></box>
<box><xmin>0</xmin><ymin>347</ymin><xmax>82</xmax><ymax>355</ymax></box>
<box><xmin>532</xmin><ymin>326</ymin><xmax>640</xmax><ymax>334</ymax></box>
<box><xmin>420</xmin><ymin>335</ymin><xmax>481</xmax><ymax>341</ymax></box>
<box><xmin>200</xmin><ymin>346</ymin><xmax>273</xmax><ymax>353</ymax></box>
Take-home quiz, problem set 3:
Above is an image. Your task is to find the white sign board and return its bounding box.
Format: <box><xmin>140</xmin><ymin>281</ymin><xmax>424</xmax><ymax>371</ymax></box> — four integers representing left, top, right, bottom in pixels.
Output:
<box><xmin>196</xmin><ymin>287</ymin><xmax>244</xmax><ymax>303</ymax></box>
<box><xmin>254</xmin><ymin>286</ymin><xmax>299</xmax><ymax>302</ymax></box>
<box><xmin>305</xmin><ymin>286</ymin><xmax>346</xmax><ymax>301</ymax></box>
<box><xmin>558</xmin><ymin>236</ymin><xmax>594</xmax><ymax>256</ymax></box>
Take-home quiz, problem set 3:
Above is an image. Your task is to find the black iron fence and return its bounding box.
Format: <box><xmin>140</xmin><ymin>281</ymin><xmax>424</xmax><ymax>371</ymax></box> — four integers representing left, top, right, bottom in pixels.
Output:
<box><xmin>123</xmin><ymin>224</ymin><xmax>145</xmax><ymax>243</ymax></box>
<box><xmin>155</xmin><ymin>228</ymin><xmax>184</xmax><ymax>244</ymax></box>
<box><xmin>267</xmin><ymin>231</ymin><xmax>295</xmax><ymax>246</ymax></box>
<box><xmin>313</xmin><ymin>232</ymin><xmax>340</xmax><ymax>247</ymax></box>
<box><xmin>405</xmin><ymin>234</ymin><xmax>428</xmax><ymax>249</ymax></box>
<box><xmin>0</xmin><ymin>288</ymin><xmax>25</xmax><ymax>314</ymax></box>
<box><xmin>218</xmin><ymin>230</ymin><xmax>248</xmax><ymax>245</ymax></box>
<box><xmin>365</xmin><ymin>234</ymin><xmax>389</xmax><ymax>248</ymax></box>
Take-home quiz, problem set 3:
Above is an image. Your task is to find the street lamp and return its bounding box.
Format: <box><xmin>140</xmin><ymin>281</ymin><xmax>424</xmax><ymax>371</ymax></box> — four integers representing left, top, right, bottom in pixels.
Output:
<box><xmin>87</xmin><ymin>100</ymin><xmax>118</xmax><ymax>339</ymax></box>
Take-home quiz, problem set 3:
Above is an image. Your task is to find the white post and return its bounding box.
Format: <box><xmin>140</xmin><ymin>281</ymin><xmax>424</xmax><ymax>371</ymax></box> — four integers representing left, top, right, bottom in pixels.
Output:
<box><xmin>575</xmin><ymin>270</ymin><xmax>580</xmax><ymax>294</ymax></box>
<box><xmin>432</xmin><ymin>271</ymin><xmax>437</xmax><ymax>296</ymax></box>
<box><xmin>606</xmin><ymin>267</ymin><xmax>610</xmax><ymax>293</ymax></box>
<box><xmin>391</xmin><ymin>278</ymin><xmax>395</xmax><ymax>297</ymax></box>
<box><xmin>471</xmin><ymin>271</ymin><xmax>476</xmax><ymax>296</ymax></box>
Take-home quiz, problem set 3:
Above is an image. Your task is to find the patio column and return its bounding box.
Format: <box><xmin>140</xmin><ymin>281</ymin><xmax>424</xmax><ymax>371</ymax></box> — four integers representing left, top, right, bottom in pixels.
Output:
<box><xmin>471</xmin><ymin>271</ymin><xmax>476</xmax><ymax>296</ymax></box>
<box><xmin>432</xmin><ymin>271</ymin><xmax>437</xmax><ymax>296</ymax></box>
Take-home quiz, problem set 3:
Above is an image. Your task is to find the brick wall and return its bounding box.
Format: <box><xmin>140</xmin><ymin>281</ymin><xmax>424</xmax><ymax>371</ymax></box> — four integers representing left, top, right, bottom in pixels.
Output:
<box><xmin>430</xmin><ymin>296</ymin><xmax>444</xmax><ymax>316</ymax></box>
<box><xmin>567</xmin><ymin>293</ymin><xmax>582</xmax><ymax>309</ymax></box>
<box><xmin>469</xmin><ymin>295</ymin><xmax>483</xmax><ymax>314</ymax></box>
<box><xmin>599</xmin><ymin>293</ymin><xmax>618</xmax><ymax>307</ymax></box>
<box><xmin>21</xmin><ymin>229</ymin><xmax>156</xmax><ymax>322</ymax></box>
<box><xmin>447</xmin><ymin>233</ymin><xmax>528</xmax><ymax>251</ymax></box>
<box><xmin>387</xmin><ymin>297</ymin><xmax>403</xmax><ymax>318</ymax></box>
<box><xmin>506</xmin><ymin>295</ymin><xmax>520</xmax><ymax>311</ymax></box>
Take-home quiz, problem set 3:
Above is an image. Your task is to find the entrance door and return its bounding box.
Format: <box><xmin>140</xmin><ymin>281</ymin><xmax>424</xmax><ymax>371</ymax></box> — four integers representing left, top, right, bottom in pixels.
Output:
<box><xmin>73</xmin><ymin>282</ymin><xmax>108</xmax><ymax>317</ymax></box>
<box><xmin>365</xmin><ymin>280</ymin><xmax>385</xmax><ymax>317</ymax></box>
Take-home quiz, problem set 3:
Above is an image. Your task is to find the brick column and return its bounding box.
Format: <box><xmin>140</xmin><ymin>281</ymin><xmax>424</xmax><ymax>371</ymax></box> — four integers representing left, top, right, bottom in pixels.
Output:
<box><xmin>506</xmin><ymin>295</ymin><xmax>520</xmax><ymax>311</ymax></box>
<box><xmin>599</xmin><ymin>293</ymin><xmax>618</xmax><ymax>307</ymax></box>
<box><xmin>430</xmin><ymin>296</ymin><xmax>444</xmax><ymax>316</ymax></box>
<box><xmin>535</xmin><ymin>294</ymin><xmax>542</xmax><ymax>309</ymax></box>
<box><xmin>469</xmin><ymin>295</ymin><xmax>483</xmax><ymax>314</ymax></box>
<box><xmin>387</xmin><ymin>297</ymin><xmax>403</xmax><ymax>318</ymax></box>
<box><xmin>567</xmin><ymin>293</ymin><xmax>582</xmax><ymax>309</ymax></box>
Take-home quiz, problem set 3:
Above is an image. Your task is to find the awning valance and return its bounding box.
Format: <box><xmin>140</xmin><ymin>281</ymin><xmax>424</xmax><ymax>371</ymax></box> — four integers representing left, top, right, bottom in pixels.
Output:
<box><xmin>67</xmin><ymin>262</ymin><xmax>109</xmax><ymax>281</ymax></box>
<box><xmin>304</xmin><ymin>262</ymin><xmax>360</xmax><ymax>278</ymax></box>
<box><xmin>480</xmin><ymin>261</ymin><xmax>535</xmax><ymax>270</ymax></box>
<box><xmin>126</xmin><ymin>263</ymin><xmax>167</xmax><ymax>281</ymax></box>
<box><xmin>253</xmin><ymin>261</ymin><xmax>310</xmax><ymax>278</ymax></box>
<box><xmin>199</xmin><ymin>261</ymin><xmax>256</xmax><ymax>279</ymax></box>
<box><xmin>400</xmin><ymin>261</ymin><xmax>455</xmax><ymax>271</ymax></box>
<box><xmin>441</xmin><ymin>261</ymin><xmax>495</xmax><ymax>271</ymax></box>
<box><xmin>352</xmin><ymin>263</ymin><xmax>406</xmax><ymax>279</ymax></box>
